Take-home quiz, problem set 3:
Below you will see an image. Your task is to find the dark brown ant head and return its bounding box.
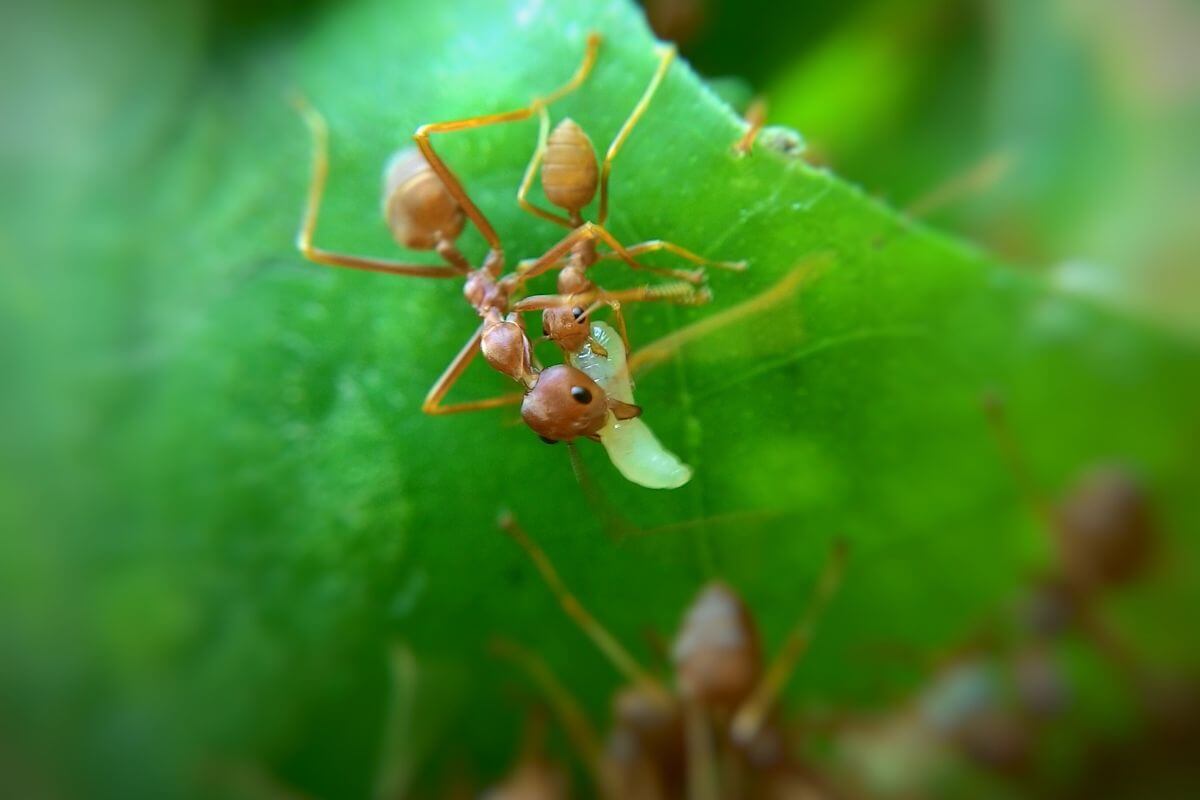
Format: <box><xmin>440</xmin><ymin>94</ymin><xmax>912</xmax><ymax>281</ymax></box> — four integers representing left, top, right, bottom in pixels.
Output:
<box><xmin>481</xmin><ymin>317</ymin><xmax>534</xmax><ymax>385</ymax></box>
<box><xmin>671</xmin><ymin>582</ymin><xmax>763</xmax><ymax>711</ymax></box>
<box><xmin>541</xmin><ymin>304</ymin><xmax>591</xmax><ymax>353</ymax></box>
<box><xmin>1055</xmin><ymin>466</ymin><xmax>1154</xmax><ymax>591</ymax></box>
<box><xmin>541</xmin><ymin>118</ymin><xmax>598</xmax><ymax>215</ymax></box>
<box><xmin>382</xmin><ymin>147</ymin><xmax>465</xmax><ymax>250</ymax></box>
<box><xmin>521</xmin><ymin>365</ymin><xmax>639</xmax><ymax>443</ymax></box>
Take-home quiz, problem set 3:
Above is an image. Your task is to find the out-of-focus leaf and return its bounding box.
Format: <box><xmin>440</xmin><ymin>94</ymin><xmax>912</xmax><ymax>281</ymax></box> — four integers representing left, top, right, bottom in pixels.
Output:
<box><xmin>2</xmin><ymin>0</ymin><xmax>1197</xmax><ymax>797</ymax></box>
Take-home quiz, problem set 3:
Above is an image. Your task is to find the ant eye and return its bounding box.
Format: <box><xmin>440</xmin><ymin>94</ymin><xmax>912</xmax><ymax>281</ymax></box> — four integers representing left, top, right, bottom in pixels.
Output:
<box><xmin>571</xmin><ymin>306</ymin><xmax>585</xmax><ymax>320</ymax></box>
<box><xmin>570</xmin><ymin>386</ymin><xmax>592</xmax><ymax>404</ymax></box>
<box><xmin>539</xmin><ymin>435</ymin><xmax>558</xmax><ymax>445</ymax></box>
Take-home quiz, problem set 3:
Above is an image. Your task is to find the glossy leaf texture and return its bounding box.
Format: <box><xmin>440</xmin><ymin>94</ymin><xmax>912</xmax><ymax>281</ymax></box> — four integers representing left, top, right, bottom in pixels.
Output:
<box><xmin>1</xmin><ymin>0</ymin><xmax>1197</xmax><ymax>797</ymax></box>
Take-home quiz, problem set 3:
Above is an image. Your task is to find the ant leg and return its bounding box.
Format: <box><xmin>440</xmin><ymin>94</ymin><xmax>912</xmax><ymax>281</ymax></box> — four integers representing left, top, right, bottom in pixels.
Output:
<box><xmin>512</xmin><ymin>280</ymin><xmax>709</xmax><ymax>314</ymax></box>
<box><xmin>587</xmin><ymin>223</ymin><xmax>705</xmax><ymax>283</ymax></box>
<box><xmin>490</xmin><ymin>638</ymin><xmax>605</xmax><ymax>787</ymax></box>
<box><xmin>598</xmin><ymin>239</ymin><xmax>748</xmax><ymax>272</ymax></box>
<box><xmin>598</xmin><ymin>43</ymin><xmax>677</xmax><ymax>226</ymax></box>
<box><xmin>684</xmin><ymin>699</ymin><xmax>720</xmax><ymax>800</ymax></box>
<box><xmin>517</xmin><ymin>105</ymin><xmax>575</xmax><ymax>229</ymax></box>
<box><xmin>422</xmin><ymin>323</ymin><xmax>524</xmax><ymax>415</ymax></box>
<box><xmin>627</xmin><ymin>256</ymin><xmax>826</xmax><ymax>378</ymax></box>
<box><xmin>981</xmin><ymin>393</ymin><xmax>1055</xmax><ymax>528</ymax></box>
<box><xmin>515</xmin><ymin>222</ymin><xmax>703</xmax><ymax>285</ymax></box>
<box><xmin>732</xmin><ymin>96</ymin><xmax>767</xmax><ymax>156</ymax></box>
<box><xmin>497</xmin><ymin>512</ymin><xmax>670</xmax><ymax>700</ymax></box>
<box><xmin>607</xmin><ymin>300</ymin><xmax>631</xmax><ymax>355</ymax></box>
<box><xmin>730</xmin><ymin>539</ymin><xmax>848</xmax><ymax>746</ymax></box>
<box><xmin>414</xmin><ymin>33</ymin><xmax>602</xmax><ymax>250</ymax></box>
<box><xmin>292</xmin><ymin>95</ymin><xmax>466</xmax><ymax>278</ymax></box>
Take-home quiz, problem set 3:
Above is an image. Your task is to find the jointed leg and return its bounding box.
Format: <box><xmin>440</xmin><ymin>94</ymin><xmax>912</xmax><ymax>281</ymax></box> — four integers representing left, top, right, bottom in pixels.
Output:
<box><xmin>684</xmin><ymin>699</ymin><xmax>720</xmax><ymax>800</ymax></box>
<box><xmin>598</xmin><ymin>44</ymin><xmax>677</xmax><ymax>226</ymax></box>
<box><xmin>517</xmin><ymin>105</ymin><xmax>575</xmax><ymax>229</ymax></box>
<box><xmin>516</xmin><ymin>222</ymin><xmax>703</xmax><ymax>286</ymax></box>
<box><xmin>292</xmin><ymin>95</ymin><xmax>466</xmax><ymax>278</ymax></box>
<box><xmin>497</xmin><ymin>513</ymin><xmax>670</xmax><ymax>700</ymax></box>
<box><xmin>512</xmin><ymin>280</ymin><xmax>710</xmax><ymax>314</ymax></box>
<box><xmin>627</xmin><ymin>255</ymin><xmax>827</xmax><ymax>378</ymax></box>
<box><xmin>981</xmin><ymin>393</ymin><xmax>1054</xmax><ymax>529</ymax></box>
<box><xmin>422</xmin><ymin>323</ymin><xmax>524</xmax><ymax>415</ymax></box>
<box><xmin>598</xmin><ymin>239</ymin><xmax>748</xmax><ymax>272</ymax></box>
<box><xmin>413</xmin><ymin>33</ymin><xmax>602</xmax><ymax>250</ymax></box>
<box><xmin>733</xmin><ymin>96</ymin><xmax>767</xmax><ymax>156</ymax></box>
<box><xmin>730</xmin><ymin>539</ymin><xmax>848</xmax><ymax>746</ymax></box>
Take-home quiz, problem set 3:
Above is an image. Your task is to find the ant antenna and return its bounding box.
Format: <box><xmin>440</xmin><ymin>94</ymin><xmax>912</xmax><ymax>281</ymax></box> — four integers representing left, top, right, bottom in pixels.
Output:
<box><xmin>731</xmin><ymin>538</ymin><xmax>848</xmax><ymax>745</ymax></box>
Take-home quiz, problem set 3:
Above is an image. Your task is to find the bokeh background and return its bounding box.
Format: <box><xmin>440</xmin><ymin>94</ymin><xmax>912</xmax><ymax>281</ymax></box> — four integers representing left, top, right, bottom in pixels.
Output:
<box><xmin>2</xmin><ymin>0</ymin><xmax>1198</xmax><ymax>797</ymax></box>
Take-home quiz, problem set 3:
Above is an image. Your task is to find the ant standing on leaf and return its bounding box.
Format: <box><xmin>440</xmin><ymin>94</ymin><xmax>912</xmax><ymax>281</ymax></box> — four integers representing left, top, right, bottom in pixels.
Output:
<box><xmin>496</xmin><ymin>512</ymin><xmax>847</xmax><ymax>799</ymax></box>
<box><xmin>417</xmin><ymin>36</ymin><xmax>747</xmax><ymax>438</ymax></box>
<box><xmin>293</xmin><ymin>32</ymin><xmax>747</xmax><ymax>462</ymax></box>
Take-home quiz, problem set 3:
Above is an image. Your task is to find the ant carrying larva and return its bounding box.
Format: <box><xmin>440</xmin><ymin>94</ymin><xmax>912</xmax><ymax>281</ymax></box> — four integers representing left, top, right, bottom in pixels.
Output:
<box><xmin>294</xmin><ymin>32</ymin><xmax>751</xmax><ymax>487</ymax></box>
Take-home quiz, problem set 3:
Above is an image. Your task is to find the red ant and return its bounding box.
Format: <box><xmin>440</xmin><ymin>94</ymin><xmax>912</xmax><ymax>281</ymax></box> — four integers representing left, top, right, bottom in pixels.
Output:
<box><xmin>294</xmin><ymin>33</ymin><xmax>743</xmax><ymax>453</ymax></box>
<box><xmin>496</xmin><ymin>512</ymin><xmax>847</xmax><ymax>798</ymax></box>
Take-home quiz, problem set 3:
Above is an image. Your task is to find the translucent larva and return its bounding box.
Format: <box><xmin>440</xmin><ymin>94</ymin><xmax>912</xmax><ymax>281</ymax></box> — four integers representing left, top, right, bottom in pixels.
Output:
<box><xmin>569</xmin><ymin>321</ymin><xmax>693</xmax><ymax>489</ymax></box>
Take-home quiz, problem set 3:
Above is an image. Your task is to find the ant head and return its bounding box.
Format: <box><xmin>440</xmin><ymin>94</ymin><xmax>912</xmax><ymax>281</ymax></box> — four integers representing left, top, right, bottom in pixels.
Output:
<box><xmin>382</xmin><ymin>147</ymin><xmax>464</xmax><ymax>250</ymax></box>
<box><xmin>1055</xmin><ymin>466</ymin><xmax>1154</xmax><ymax>591</ymax></box>
<box><xmin>541</xmin><ymin>304</ymin><xmax>591</xmax><ymax>354</ymax></box>
<box><xmin>520</xmin><ymin>365</ymin><xmax>639</xmax><ymax>443</ymax></box>
<box><xmin>481</xmin><ymin>316</ymin><xmax>534</xmax><ymax>386</ymax></box>
<box><xmin>541</xmin><ymin>118</ymin><xmax>598</xmax><ymax>215</ymax></box>
<box><xmin>671</xmin><ymin>582</ymin><xmax>763</xmax><ymax>711</ymax></box>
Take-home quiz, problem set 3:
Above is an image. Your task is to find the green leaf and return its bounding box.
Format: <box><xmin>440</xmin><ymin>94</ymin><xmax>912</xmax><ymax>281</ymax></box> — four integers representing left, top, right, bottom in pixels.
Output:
<box><xmin>3</xmin><ymin>0</ymin><xmax>1198</xmax><ymax>796</ymax></box>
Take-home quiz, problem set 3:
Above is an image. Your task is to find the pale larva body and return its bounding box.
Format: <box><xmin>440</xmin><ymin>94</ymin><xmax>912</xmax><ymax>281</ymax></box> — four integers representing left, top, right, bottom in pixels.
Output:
<box><xmin>569</xmin><ymin>321</ymin><xmax>693</xmax><ymax>489</ymax></box>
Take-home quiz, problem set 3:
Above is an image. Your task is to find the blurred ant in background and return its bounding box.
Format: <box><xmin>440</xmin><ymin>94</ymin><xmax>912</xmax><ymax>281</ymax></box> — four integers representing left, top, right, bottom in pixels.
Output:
<box><xmin>495</xmin><ymin>512</ymin><xmax>847</xmax><ymax>799</ymax></box>
<box><xmin>829</xmin><ymin>393</ymin><xmax>1182</xmax><ymax>797</ymax></box>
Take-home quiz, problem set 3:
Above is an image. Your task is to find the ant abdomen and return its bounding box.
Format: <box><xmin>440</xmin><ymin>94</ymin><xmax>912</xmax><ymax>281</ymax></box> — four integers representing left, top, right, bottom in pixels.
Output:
<box><xmin>382</xmin><ymin>147</ymin><xmax>465</xmax><ymax>250</ymax></box>
<box><xmin>541</xmin><ymin>118</ymin><xmax>598</xmax><ymax>214</ymax></box>
<box><xmin>672</xmin><ymin>583</ymin><xmax>763</xmax><ymax>710</ymax></box>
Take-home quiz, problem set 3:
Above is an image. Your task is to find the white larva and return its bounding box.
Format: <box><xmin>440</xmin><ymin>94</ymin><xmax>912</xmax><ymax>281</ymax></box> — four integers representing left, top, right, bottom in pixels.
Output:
<box><xmin>569</xmin><ymin>321</ymin><xmax>693</xmax><ymax>489</ymax></box>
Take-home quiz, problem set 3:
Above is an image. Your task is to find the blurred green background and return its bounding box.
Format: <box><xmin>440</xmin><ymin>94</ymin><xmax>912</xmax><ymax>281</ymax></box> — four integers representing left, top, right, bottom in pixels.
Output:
<box><xmin>1</xmin><ymin>0</ymin><xmax>1197</xmax><ymax>797</ymax></box>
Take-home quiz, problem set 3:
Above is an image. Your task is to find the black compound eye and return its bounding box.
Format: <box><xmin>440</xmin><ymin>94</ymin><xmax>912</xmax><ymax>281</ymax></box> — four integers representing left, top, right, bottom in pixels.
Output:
<box><xmin>539</xmin><ymin>435</ymin><xmax>558</xmax><ymax>445</ymax></box>
<box><xmin>571</xmin><ymin>306</ymin><xmax>585</xmax><ymax>321</ymax></box>
<box><xmin>570</xmin><ymin>386</ymin><xmax>592</xmax><ymax>404</ymax></box>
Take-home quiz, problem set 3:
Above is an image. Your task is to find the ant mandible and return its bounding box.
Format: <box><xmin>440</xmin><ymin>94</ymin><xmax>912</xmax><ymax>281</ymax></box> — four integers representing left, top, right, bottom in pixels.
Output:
<box><xmin>293</xmin><ymin>34</ymin><xmax>718</xmax><ymax>447</ymax></box>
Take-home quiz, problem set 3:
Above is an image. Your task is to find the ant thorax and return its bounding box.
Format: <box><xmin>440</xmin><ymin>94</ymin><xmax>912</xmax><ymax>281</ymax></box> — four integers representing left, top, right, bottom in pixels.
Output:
<box><xmin>462</xmin><ymin>269</ymin><xmax>511</xmax><ymax>316</ymax></box>
<box><xmin>556</xmin><ymin>257</ymin><xmax>592</xmax><ymax>294</ymax></box>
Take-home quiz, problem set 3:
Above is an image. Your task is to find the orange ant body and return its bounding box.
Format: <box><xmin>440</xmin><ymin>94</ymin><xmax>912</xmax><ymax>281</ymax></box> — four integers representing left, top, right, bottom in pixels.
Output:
<box><xmin>830</xmin><ymin>401</ymin><xmax>1165</xmax><ymax>796</ymax></box>
<box><xmin>508</xmin><ymin>41</ymin><xmax>746</xmax><ymax>361</ymax></box>
<box><xmin>295</xmin><ymin>34</ymin><xmax>745</xmax><ymax>452</ymax></box>
<box><xmin>497</xmin><ymin>514</ymin><xmax>847</xmax><ymax>799</ymax></box>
